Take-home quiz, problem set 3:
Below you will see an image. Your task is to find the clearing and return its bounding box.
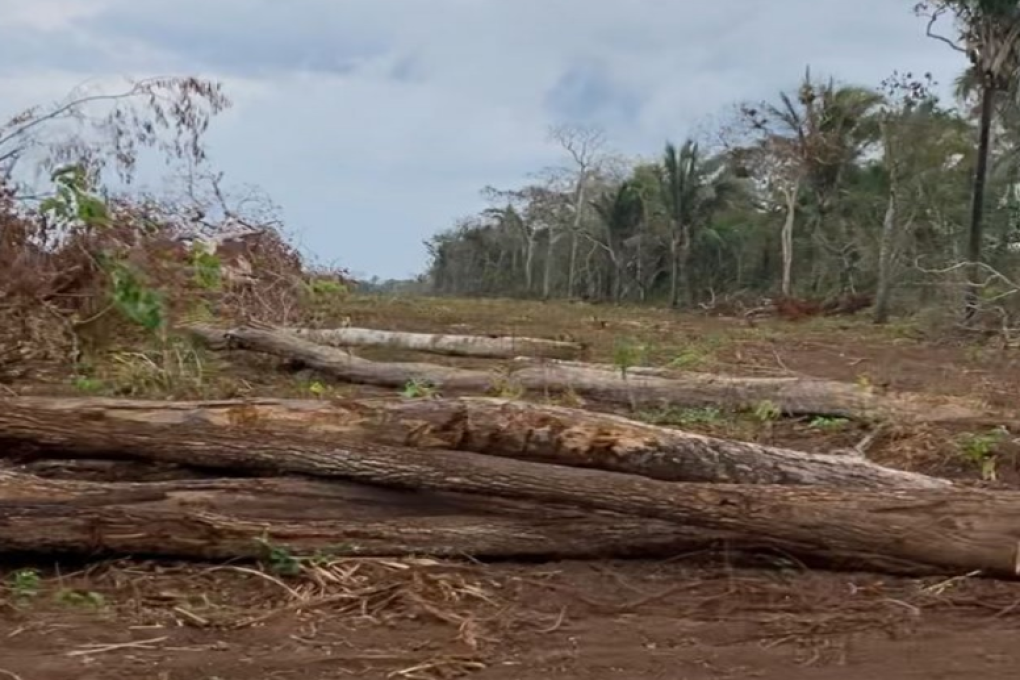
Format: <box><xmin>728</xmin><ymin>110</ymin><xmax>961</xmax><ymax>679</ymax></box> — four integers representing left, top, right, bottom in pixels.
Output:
<box><xmin>4</xmin><ymin>296</ymin><xmax>1020</xmax><ymax>680</ymax></box>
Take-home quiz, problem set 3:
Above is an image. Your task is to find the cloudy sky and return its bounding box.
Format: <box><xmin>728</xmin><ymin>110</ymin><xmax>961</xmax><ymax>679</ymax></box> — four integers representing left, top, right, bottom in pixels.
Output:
<box><xmin>0</xmin><ymin>0</ymin><xmax>970</xmax><ymax>279</ymax></box>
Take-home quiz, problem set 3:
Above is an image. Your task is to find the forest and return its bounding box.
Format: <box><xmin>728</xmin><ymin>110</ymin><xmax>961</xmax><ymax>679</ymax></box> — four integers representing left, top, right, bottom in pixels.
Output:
<box><xmin>424</xmin><ymin>1</ymin><xmax>1020</xmax><ymax>331</ymax></box>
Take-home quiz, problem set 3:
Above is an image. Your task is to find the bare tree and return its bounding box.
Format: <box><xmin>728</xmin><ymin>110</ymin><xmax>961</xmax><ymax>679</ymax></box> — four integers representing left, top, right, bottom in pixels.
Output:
<box><xmin>547</xmin><ymin>123</ymin><xmax>608</xmax><ymax>298</ymax></box>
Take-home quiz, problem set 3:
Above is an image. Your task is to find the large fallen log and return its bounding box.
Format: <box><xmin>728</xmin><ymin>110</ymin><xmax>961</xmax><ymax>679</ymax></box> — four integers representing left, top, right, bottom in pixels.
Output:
<box><xmin>0</xmin><ymin>402</ymin><xmax>1017</xmax><ymax>577</ymax></box>
<box><xmin>9</xmin><ymin>395</ymin><xmax>949</xmax><ymax>489</ymax></box>
<box><xmin>0</xmin><ymin>471</ymin><xmax>725</xmax><ymax>559</ymax></box>
<box><xmin>185</xmin><ymin>324</ymin><xmax>1002</xmax><ymax>424</ymax></box>
<box><xmin>286</xmin><ymin>326</ymin><xmax>584</xmax><ymax>359</ymax></box>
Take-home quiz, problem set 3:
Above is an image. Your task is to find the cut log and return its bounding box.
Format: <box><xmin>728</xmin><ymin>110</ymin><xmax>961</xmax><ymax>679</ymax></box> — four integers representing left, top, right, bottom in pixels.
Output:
<box><xmin>9</xmin><ymin>396</ymin><xmax>949</xmax><ymax>489</ymax></box>
<box><xmin>0</xmin><ymin>471</ymin><xmax>727</xmax><ymax>559</ymax></box>
<box><xmin>286</xmin><ymin>326</ymin><xmax>584</xmax><ymax>359</ymax></box>
<box><xmin>0</xmin><ymin>402</ymin><xmax>1017</xmax><ymax>578</ymax></box>
<box><xmin>186</xmin><ymin>324</ymin><xmax>1004</xmax><ymax>424</ymax></box>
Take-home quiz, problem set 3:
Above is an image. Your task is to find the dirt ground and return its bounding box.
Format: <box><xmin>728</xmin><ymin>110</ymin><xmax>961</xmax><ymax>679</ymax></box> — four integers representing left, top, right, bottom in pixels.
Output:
<box><xmin>4</xmin><ymin>295</ymin><xmax>1020</xmax><ymax>679</ymax></box>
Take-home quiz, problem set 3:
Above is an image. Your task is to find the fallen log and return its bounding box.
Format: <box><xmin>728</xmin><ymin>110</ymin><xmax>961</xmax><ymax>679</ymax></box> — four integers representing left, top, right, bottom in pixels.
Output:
<box><xmin>286</xmin><ymin>326</ymin><xmax>584</xmax><ymax>359</ymax></box>
<box><xmin>186</xmin><ymin>324</ymin><xmax>1003</xmax><ymax>424</ymax></box>
<box><xmin>0</xmin><ymin>471</ymin><xmax>726</xmax><ymax>559</ymax></box>
<box><xmin>0</xmin><ymin>402</ymin><xmax>1016</xmax><ymax>577</ymax></box>
<box><xmin>9</xmin><ymin>395</ymin><xmax>949</xmax><ymax>489</ymax></box>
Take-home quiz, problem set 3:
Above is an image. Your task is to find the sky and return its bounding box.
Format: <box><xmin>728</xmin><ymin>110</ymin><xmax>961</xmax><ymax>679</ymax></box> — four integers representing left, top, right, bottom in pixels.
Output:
<box><xmin>0</xmin><ymin>0</ymin><xmax>971</xmax><ymax>280</ymax></box>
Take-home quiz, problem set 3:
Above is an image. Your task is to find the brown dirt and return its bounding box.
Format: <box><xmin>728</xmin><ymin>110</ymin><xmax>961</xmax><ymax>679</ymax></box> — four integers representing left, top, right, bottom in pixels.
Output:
<box><xmin>5</xmin><ymin>295</ymin><xmax>1020</xmax><ymax>679</ymax></box>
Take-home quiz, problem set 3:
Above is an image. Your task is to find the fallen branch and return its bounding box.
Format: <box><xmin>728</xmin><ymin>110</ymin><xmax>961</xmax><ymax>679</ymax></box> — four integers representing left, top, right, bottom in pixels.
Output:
<box><xmin>9</xmin><ymin>395</ymin><xmax>950</xmax><ymax>489</ymax></box>
<box><xmin>0</xmin><ymin>402</ymin><xmax>1017</xmax><ymax>578</ymax></box>
<box><xmin>287</xmin><ymin>326</ymin><xmax>584</xmax><ymax>359</ymax></box>
<box><xmin>186</xmin><ymin>324</ymin><xmax>1005</xmax><ymax>424</ymax></box>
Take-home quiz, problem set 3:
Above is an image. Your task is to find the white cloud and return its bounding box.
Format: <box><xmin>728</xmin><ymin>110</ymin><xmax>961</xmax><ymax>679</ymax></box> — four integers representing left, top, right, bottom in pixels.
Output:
<box><xmin>0</xmin><ymin>0</ymin><xmax>975</xmax><ymax>278</ymax></box>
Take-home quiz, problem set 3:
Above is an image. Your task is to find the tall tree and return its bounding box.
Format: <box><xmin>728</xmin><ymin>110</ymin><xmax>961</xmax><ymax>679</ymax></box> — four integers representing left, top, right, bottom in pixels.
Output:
<box><xmin>919</xmin><ymin>0</ymin><xmax>1020</xmax><ymax>319</ymax></box>
<box><xmin>547</xmin><ymin>124</ymin><xmax>609</xmax><ymax>299</ymax></box>
<box><xmin>660</xmin><ymin>140</ymin><xmax>740</xmax><ymax>307</ymax></box>
<box><xmin>740</xmin><ymin>70</ymin><xmax>883</xmax><ymax>294</ymax></box>
<box><xmin>590</xmin><ymin>180</ymin><xmax>645</xmax><ymax>301</ymax></box>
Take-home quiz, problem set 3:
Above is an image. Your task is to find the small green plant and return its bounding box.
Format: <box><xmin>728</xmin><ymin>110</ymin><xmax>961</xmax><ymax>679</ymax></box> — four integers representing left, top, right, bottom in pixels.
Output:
<box><xmin>752</xmin><ymin>399</ymin><xmax>782</xmax><ymax>423</ymax></box>
<box><xmin>957</xmin><ymin>429</ymin><xmax>1008</xmax><ymax>481</ymax></box>
<box><xmin>668</xmin><ymin>349</ymin><xmax>706</xmax><ymax>369</ymax></box>
<box><xmin>401</xmin><ymin>378</ymin><xmax>439</xmax><ymax>399</ymax></box>
<box><xmin>307</xmin><ymin>380</ymin><xmax>327</xmax><ymax>398</ymax></box>
<box><xmin>40</xmin><ymin>164</ymin><xmax>109</xmax><ymax>230</ymax></box>
<box><xmin>808</xmin><ymin>416</ymin><xmax>851</xmax><ymax>431</ymax></box>
<box><xmin>8</xmin><ymin>568</ymin><xmax>42</xmax><ymax>600</ymax></box>
<box><xmin>72</xmin><ymin>375</ymin><xmax>104</xmax><ymax>393</ymax></box>
<box><xmin>304</xmin><ymin>278</ymin><xmax>347</xmax><ymax>297</ymax></box>
<box><xmin>189</xmin><ymin>241</ymin><xmax>223</xmax><ymax>291</ymax></box>
<box><xmin>612</xmin><ymin>338</ymin><xmax>648</xmax><ymax>378</ymax></box>
<box><xmin>54</xmin><ymin>588</ymin><xmax>106</xmax><ymax>609</ymax></box>
<box><xmin>103</xmin><ymin>258</ymin><xmax>166</xmax><ymax>332</ymax></box>
<box><xmin>255</xmin><ymin>537</ymin><xmax>303</xmax><ymax>576</ymax></box>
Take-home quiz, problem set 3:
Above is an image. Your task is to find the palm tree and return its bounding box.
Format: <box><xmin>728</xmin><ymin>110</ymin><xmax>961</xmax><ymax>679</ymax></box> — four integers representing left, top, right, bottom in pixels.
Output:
<box><xmin>743</xmin><ymin>69</ymin><xmax>883</xmax><ymax>294</ymax></box>
<box><xmin>592</xmin><ymin>180</ymin><xmax>644</xmax><ymax>301</ymax></box>
<box><xmin>660</xmin><ymin>140</ymin><xmax>741</xmax><ymax>307</ymax></box>
<box><xmin>921</xmin><ymin>0</ymin><xmax>1020</xmax><ymax>319</ymax></box>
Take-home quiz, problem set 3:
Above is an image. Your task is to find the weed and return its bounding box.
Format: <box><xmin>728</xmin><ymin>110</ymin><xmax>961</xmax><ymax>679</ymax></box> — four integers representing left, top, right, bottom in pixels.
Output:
<box><xmin>751</xmin><ymin>399</ymin><xmax>782</xmax><ymax>423</ymax></box>
<box><xmin>612</xmin><ymin>337</ymin><xmax>648</xmax><ymax>378</ymax></box>
<box><xmin>255</xmin><ymin>537</ymin><xmax>303</xmax><ymax>576</ymax></box>
<box><xmin>808</xmin><ymin>416</ymin><xmax>851</xmax><ymax>430</ymax></box>
<box><xmin>54</xmin><ymin>588</ymin><xmax>106</xmax><ymax>609</ymax></box>
<box><xmin>106</xmin><ymin>337</ymin><xmax>206</xmax><ymax>397</ymax></box>
<box><xmin>7</xmin><ymin>568</ymin><xmax>42</xmax><ymax>600</ymax></box>
<box><xmin>956</xmin><ymin>428</ymin><xmax>1008</xmax><ymax>481</ymax></box>
<box><xmin>307</xmin><ymin>380</ymin><xmax>327</xmax><ymax>398</ymax></box>
<box><xmin>72</xmin><ymin>375</ymin><xmax>104</xmax><ymax>393</ymax></box>
<box><xmin>401</xmin><ymin>377</ymin><xmax>439</xmax><ymax>399</ymax></box>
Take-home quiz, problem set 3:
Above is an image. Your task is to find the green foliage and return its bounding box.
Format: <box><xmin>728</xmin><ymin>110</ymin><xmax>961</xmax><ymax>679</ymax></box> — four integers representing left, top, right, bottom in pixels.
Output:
<box><xmin>304</xmin><ymin>277</ymin><xmax>348</xmax><ymax>298</ymax></box>
<box><xmin>808</xmin><ymin>416</ymin><xmax>851</xmax><ymax>430</ymax></box>
<box><xmin>189</xmin><ymin>241</ymin><xmax>223</xmax><ymax>290</ymax></box>
<box><xmin>255</xmin><ymin>537</ymin><xmax>303</xmax><ymax>576</ymax></box>
<box><xmin>401</xmin><ymin>377</ymin><xmax>439</xmax><ymax>398</ymax></box>
<box><xmin>7</xmin><ymin>568</ymin><xmax>42</xmax><ymax>600</ymax></box>
<box><xmin>956</xmin><ymin>428</ymin><xmax>1008</xmax><ymax>480</ymax></box>
<box><xmin>751</xmin><ymin>400</ymin><xmax>782</xmax><ymax>423</ymax></box>
<box><xmin>40</xmin><ymin>164</ymin><xmax>109</xmax><ymax>229</ymax></box>
<box><xmin>72</xmin><ymin>375</ymin><xmax>104</xmax><ymax>393</ymax></box>
<box><xmin>102</xmin><ymin>257</ymin><xmax>165</xmax><ymax>332</ymax></box>
<box><xmin>611</xmin><ymin>338</ymin><xmax>648</xmax><ymax>378</ymax></box>
<box><xmin>54</xmin><ymin>588</ymin><xmax>106</xmax><ymax>609</ymax></box>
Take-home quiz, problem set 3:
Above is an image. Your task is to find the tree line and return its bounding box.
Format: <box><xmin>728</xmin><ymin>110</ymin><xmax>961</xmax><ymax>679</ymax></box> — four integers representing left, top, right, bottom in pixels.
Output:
<box><xmin>423</xmin><ymin>1</ymin><xmax>1020</xmax><ymax>326</ymax></box>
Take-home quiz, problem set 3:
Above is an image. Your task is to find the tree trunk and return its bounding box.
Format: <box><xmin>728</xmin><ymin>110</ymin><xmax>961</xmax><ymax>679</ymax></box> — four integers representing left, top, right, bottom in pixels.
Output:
<box><xmin>186</xmin><ymin>324</ymin><xmax>1006</xmax><ymax>425</ymax></box>
<box><xmin>873</xmin><ymin>188</ymin><xmax>898</xmax><ymax>324</ymax></box>
<box><xmin>669</xmin><ymin>234</ymin><xmax>681</xmax><ymax>308</ymax></box>
<box><xmin>964</xmin><ymin>82</ymin><xmax>996</xmax><ymax>322</ymax></box>
<box><xmin>1</xmin><ymin>405</ymin><xmax>1019</xmax><ymax>578</ymax></box>
<box><xmin>781</xmin><ymin>183</ymin><xmax>798</xmax><ymax>296</ymax></box>
<box><xmin>0</xmin><ymin>471</ymin><xmax>722</xmax><ymax>560</ymax></box>
<box><xmin>8</xmin><ymin>395</ymin><xmax>949</xmax><ymax>489</ymax></box>
<box><xmin>524</xmin><ymin>236</ymin><xmax>536</xmax><ymax>293</ymax></box>
<box><xmin>285</xmin><ymin>327</ymin><xmax>583</xmax><ymax>360</ymax></box>
<box><xmin>567</xmin><ymin>230</ymin><xmax>579</xmax><ymax>297</ymax></box>
<box><xmin>542</xmin><ymin>230</ymin><xmax>558</xmax><ymax>299</ymax></box>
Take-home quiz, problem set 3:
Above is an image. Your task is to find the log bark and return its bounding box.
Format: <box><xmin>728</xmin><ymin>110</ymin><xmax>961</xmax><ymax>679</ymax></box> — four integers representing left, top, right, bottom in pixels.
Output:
<box><xmin>0</xmin><ymin>471</ymin><xmax>725</xmax><ymax>559</ymax></box>
<box><xmin>0</xmin><ymin>402</ymin><xmax>1017</xmax><ymax>578</ymax></box>
<box><xmin>186</xmin><ymin>324</ymin><xmax>1002</xmax><ymax>424</ymax></box>
<box><xmin>286</xmin><ymin>326</ymin><xmax>584</xmax><ymax>359</ymax></box>
<box><xmin>8</xmin><ymin>395</ymin><xmax>949</xmax><ymax>489</ymax></box>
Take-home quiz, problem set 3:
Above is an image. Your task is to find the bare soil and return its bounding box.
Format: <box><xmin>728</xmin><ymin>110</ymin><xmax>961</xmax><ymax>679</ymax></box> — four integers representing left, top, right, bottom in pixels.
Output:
<box><xmin>4</xmin><ymin>296</ymin><xmax>1020</xmax><ymax>679</ymax></box>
